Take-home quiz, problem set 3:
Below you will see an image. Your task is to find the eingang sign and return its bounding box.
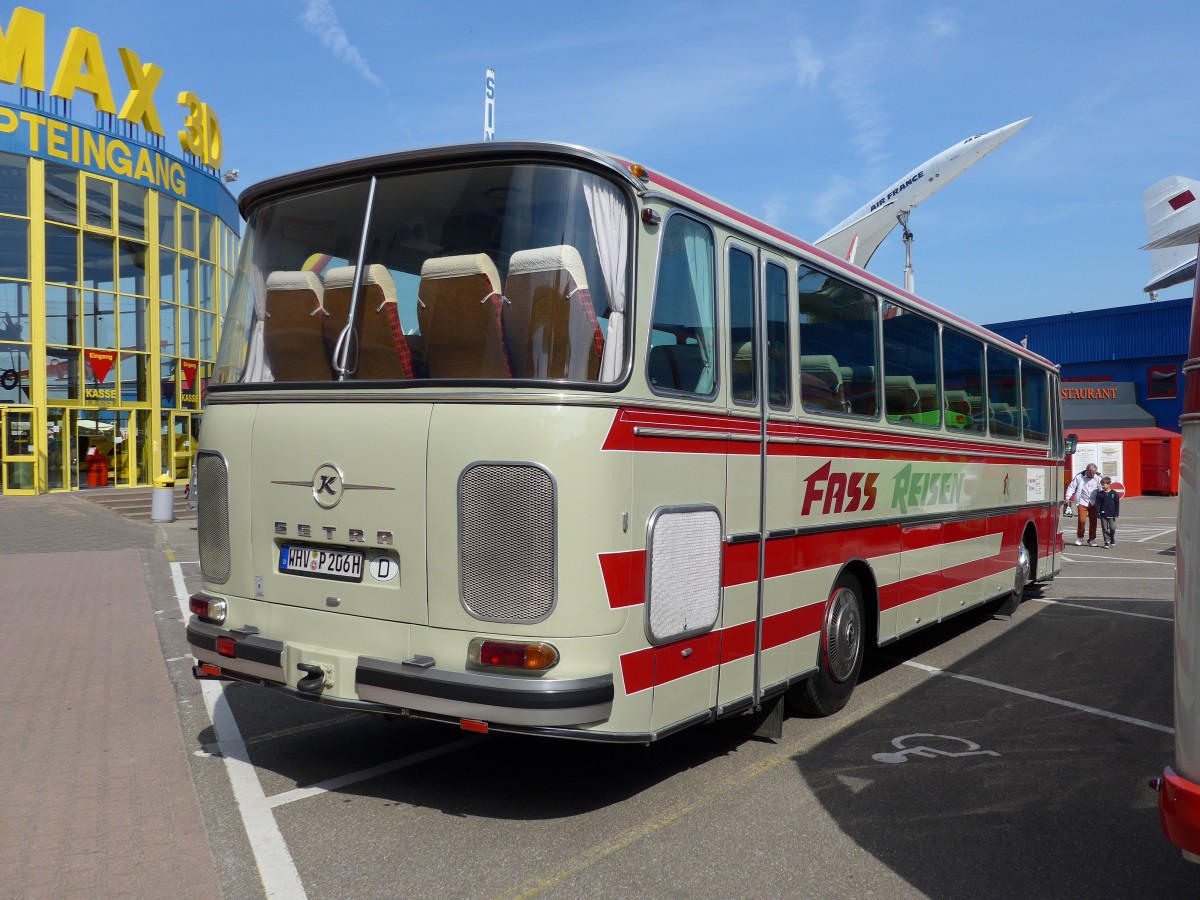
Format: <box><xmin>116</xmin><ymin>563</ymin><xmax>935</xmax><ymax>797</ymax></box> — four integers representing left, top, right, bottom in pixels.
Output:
<box><xmin>0</xmin><ymin>6</ymin><xmax>223</xmax><ymax>167</ymax></box>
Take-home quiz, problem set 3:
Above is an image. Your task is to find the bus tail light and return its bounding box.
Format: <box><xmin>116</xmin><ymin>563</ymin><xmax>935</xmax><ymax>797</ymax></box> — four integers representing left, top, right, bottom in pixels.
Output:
<box><xmin>189</xmin><ymin>593</ymin><xmax>227</xmax><ymax>625</ymax></box>
<box><xmin>216</xmin><ymin>636</ymin><xmax>236</xmax><ymax>657</ymax></box>
<box><xmin>468</xmin><ymin>638</ymin><xmax>559</xmax><ymax>671</ymax></box>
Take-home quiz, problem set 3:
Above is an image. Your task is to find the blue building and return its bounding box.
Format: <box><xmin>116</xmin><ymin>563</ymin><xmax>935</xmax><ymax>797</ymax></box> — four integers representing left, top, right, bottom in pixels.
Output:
<box><xmin>987</xmin><ymin>295</ymin><xmax>1191</xmax><ymax>434</ymax></box>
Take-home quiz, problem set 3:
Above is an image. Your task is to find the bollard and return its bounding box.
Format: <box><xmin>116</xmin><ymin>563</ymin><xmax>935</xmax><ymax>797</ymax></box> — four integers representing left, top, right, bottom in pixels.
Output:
<box><xmin>151</xmin><ymin>473</ymin><xmax>176</xmax><ymax>523</ymax></box>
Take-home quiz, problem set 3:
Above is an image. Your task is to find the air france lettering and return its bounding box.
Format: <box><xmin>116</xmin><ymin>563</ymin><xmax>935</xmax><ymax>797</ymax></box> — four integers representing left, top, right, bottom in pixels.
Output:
<box><xmin>870</xmin><ymin>170</ymin><xmax>925</xmax><ymax>212</ymax></box>
<box><xmin>801</xmin><ymin>461</ymin><xmax>879</xmax><ymax>516</ymax></box>
<box><xmin>891</xmin><ymin>463</ymin><xmax>964</xmax><ymax>514</ymax></box>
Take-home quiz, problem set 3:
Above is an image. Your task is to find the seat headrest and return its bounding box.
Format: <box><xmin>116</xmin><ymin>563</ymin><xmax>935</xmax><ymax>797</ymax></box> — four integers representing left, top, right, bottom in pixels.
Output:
<box><xmin>507</xmin><ymin>245</ymin><xmax>588</xmax><ymax>291</ymax></box>
<box><xmin>418</xmin><ymin>253</ymin><xmax>501</xmax><ymax>292</ymax></box>
<box><xmin>323</xmin><ymin>264</ymin><xmax>397</xmax><ymax>303</ymax></box>
<box><xmin>266</xmin><ymin>270</ymin><xmax>323</xmax><ymax>294</ymax></box>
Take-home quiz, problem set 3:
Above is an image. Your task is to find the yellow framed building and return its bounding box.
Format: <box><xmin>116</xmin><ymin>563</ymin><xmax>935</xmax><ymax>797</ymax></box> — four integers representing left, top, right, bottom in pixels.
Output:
<box><xmin>0</xmin><ymin>99</ymin><xmax>239</xmax><ymax>494</ymax></box>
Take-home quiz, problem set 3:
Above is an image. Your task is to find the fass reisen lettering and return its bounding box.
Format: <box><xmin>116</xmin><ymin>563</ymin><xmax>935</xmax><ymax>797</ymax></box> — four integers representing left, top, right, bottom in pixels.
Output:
<box><xmin>801</xmin><ymin>461</ymin><xmax>966</xmax><ymax>517</ymax></box>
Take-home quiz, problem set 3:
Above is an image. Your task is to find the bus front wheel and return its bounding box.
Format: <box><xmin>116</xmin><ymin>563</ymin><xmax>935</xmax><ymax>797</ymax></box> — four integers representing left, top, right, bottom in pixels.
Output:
<box><xmin>787</xmin><ymin>573</ymin><xmax>865</xmax><ymax>717</ymax></box>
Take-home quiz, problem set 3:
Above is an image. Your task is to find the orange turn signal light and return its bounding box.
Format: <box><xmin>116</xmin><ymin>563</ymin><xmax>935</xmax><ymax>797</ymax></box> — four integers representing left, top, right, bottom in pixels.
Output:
<box><xmin>468</xmin><ymin>638</ymin><xmax>559</xmax><ymax>672</ymax></box>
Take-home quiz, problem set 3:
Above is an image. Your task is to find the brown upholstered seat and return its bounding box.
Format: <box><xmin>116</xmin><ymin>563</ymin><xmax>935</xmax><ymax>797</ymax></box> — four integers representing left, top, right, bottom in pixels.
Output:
<box><xmin>322</xmin><ymin>265</ymin><xmax>413</xmax><ymax>380</ymax></box>
<box><xmin>263</xmin><ymin>270</ymin><xmax>331</xmax><ymax>381</ymax></box>
<box><xmin>416</xmin><ymin>254</ymin><xmax>509</xmax><ymax>378</ymax></box>
<box><xmin>502</xmin><ymin>245</ymin><xmax>602</xmax><ymax>381</ymax></box>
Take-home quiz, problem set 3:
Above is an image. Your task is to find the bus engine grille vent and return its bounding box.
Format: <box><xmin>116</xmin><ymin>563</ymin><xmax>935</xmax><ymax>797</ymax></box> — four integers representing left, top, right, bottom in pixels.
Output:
<box><xmin>459</xmin><ymin>463</ymin><xmax>556</xmax><ymax>623</ymax></box>
<box><xmin>196</xmin><ymin>452</ymin><xmax>231</xmax><ymax>584</ymax></box>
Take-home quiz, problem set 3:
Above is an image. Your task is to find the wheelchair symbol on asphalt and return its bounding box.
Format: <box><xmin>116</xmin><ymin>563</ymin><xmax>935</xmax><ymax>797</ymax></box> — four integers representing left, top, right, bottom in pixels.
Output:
<box><xmin>872</xmin><ymin>733</ymin><xmax>1000</xmax><ymax>765</ymax></box>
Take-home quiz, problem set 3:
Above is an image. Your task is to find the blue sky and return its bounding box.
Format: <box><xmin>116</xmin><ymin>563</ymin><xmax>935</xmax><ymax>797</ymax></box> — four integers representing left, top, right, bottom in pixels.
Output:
<box><xmin>36</xmin><ymin>0</ymin><xmax>1200</xmax><ymax>323</ymax></box>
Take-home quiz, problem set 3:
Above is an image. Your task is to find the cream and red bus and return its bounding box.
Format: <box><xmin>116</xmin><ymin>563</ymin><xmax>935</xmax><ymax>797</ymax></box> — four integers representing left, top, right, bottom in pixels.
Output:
<box><xmin>1157</xmin><ymin>254</ymin><xmax>1200</xmax><ymax>857</ymax></box>
<box><xmin>186</xmin><ymin>142</ymin><xmax>1065</xmax><ymax>742</ymax></box>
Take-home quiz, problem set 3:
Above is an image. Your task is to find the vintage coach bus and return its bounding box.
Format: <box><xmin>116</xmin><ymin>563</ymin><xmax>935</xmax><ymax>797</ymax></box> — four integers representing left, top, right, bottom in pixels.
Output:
<box><xmin>1156</xmin><ymin>242</ymin><xmax>1200</xmax><ymax>858</ymax></box>
<box><xmin>186</xmin><ymin>142</ymin><xmax>1065</xmax><ymax>742</ymax></box>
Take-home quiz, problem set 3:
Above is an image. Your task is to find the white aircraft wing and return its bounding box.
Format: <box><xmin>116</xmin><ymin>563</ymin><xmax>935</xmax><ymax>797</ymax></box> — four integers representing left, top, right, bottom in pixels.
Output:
<box><xmin>1140</xmin><ymin>176</ymin><xmax>1200</xmax><ymax>294</ymax></box>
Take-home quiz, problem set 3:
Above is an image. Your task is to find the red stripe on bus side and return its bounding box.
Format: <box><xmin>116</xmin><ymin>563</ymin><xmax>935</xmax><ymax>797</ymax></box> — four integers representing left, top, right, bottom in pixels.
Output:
<box><xmin>620</xmin><ymin>542</ymin><xmax>1018</xmax><ymax>694</ymax></box>
<box><xmin>603</xmin><ymin>407</ymin><xmax>1052</xmax><ymax>464</ymax></box>
<box><xmin>597</xmin><ymin>550</ymin><xmax>645</xmax><ymax>609</ymax></box>
<box><xmin>603</xmin><ymin>515</ymin><xmax>1036</xmax><ymax>609</ymax></box>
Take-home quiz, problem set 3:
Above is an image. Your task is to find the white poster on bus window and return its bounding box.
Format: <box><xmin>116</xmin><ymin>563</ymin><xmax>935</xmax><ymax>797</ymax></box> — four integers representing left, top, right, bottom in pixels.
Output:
<box><xmin>1027</xmin><ymin>468</ymin><xmax>1046</xmax><ymax>501</ymax></box>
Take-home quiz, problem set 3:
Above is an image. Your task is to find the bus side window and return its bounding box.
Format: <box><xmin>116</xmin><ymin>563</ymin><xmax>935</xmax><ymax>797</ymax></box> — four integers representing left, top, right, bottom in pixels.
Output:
<box><xmin>647</xmin><ymin>215</ymin><xmax>716</xmax><ymax>397</ymax></box>
<box><xmin>942</xmin><ymin>329</ymin><xmax>986</xmax><ymax>433</ymax></box>
<box><xmin>765</xmin><ymin>261</ymin><xmax>791</xmax><ymax>410</ymax></box>
<box><xmin>1021</xmin><ymin>365</ymin><xmax>1049</xmax><ymax>443</ymax></box>
<box><xmin>728</xmin><ymin>246</ymin><xmax>757</xmax><ymax>404</ymax></box>
<box><xmin>987</xmin><ymin>346</ymin><xmax>1021</xmax><ymax>438</ymax></box>
<box><xmin>882</xmin><ymin>300</ymin><xmax>940</xmax><ymax>427</ymax></box>
<box><xmin>797</xmin><ymin>264</ymin><xmax>878</xmax><ymax>417</ymax></box>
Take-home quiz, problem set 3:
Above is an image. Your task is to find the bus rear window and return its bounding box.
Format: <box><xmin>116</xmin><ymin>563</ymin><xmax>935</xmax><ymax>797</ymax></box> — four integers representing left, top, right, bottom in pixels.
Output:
<box><xmin>214</xmin><ymin>165</ymin><xmax>631</xmax><ymax>387</ymax></box>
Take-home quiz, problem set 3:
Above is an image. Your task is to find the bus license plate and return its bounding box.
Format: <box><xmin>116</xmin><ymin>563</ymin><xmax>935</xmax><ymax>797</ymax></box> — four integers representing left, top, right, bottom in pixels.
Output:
<box><xmin>279</xmin><ymin>545</ymin><xmax>364</xmax><ymax>582</ymax></box>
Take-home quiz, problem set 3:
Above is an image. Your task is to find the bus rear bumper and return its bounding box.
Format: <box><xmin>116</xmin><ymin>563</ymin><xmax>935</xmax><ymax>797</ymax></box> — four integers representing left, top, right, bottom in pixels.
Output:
<box><xmin>1158</xmin><ymin>766</ymin><xmax>1200</xmax><ymax>860</ymax></box>
<box><xmin>356</xmin><ymin>656</ymin><xmax>614</xmax><ymax>728</ymax></box>
<box><xmin>186</xmin><ymin>618</ymin><xmax>614</xmax><ymax>729</ymax></box>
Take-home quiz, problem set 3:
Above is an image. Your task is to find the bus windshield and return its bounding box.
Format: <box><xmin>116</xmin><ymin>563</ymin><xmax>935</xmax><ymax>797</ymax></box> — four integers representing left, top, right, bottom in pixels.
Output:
<box><xmin>215</xmin><ymin>163</ymin><xmax>631</xmax><ymax>386</ymax></box>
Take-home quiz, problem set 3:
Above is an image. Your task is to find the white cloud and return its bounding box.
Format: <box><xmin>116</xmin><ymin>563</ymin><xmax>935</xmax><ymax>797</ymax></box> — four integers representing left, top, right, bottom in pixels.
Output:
<box><xmin>923</xmin><ymin>8</ymin><xmax>960</xmax><ymax>41</ymax></box>
<box><xmin>298</xmin><ymin>0</ymin><xmax>386</xmax><ymax>92</ymax></box>
<box><xmin>792</xmin><ymin>37</ymin><xmax>824</xmax><ymax>89</ymax></box>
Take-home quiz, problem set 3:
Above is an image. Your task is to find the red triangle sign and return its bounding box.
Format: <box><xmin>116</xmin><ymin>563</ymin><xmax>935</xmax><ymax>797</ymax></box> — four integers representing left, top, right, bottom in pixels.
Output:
<box><xmin>85</xmin><ymin>349</ymin><xmax>116</xmax><ymax>383</ymax></box>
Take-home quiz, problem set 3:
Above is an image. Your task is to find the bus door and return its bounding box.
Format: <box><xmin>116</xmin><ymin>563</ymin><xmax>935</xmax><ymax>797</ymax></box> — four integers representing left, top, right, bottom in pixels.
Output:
<box><xmin>1</xmin><ymin>406</ymin><xmax>38</xmax><ymax>494</ymax></box>
<box><xmin>717</xmin><ymin>243</ymin><xmax>799</xmax><ymax>712</ymax></box>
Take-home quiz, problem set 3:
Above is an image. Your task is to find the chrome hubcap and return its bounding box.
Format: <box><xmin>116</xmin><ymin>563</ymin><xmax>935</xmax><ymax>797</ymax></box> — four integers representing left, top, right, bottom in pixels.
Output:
<box><xmin>1014</xmin><ymin>544</ymin><xmax>1030</xmax><ymax>596</ymax></box>
<box><xmin>825</xmin><ymin>587</ymin><xmax>861</xmax><ymax>683</ymax></box>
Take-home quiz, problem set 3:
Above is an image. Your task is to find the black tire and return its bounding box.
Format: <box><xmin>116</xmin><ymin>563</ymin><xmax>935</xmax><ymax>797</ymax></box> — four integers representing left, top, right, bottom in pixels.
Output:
<box><xmin>787</xmin><ymin>572</ymin><xmax>866</xmax><ymax>717</ymax></box>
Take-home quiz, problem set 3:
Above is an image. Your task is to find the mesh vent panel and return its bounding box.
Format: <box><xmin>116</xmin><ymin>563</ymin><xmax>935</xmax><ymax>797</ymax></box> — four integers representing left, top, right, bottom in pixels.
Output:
<box><xmin>459</xmin><ymin>464</ymin><xmax>555</xmax><ymax>622</ymax></box>
<box><xmin>647</xmin><ymin>508</ymin><xmax>722</xmax><ymax>642</ymax></box>
<box><xmin>197</xmin><ymin>453</ymin><xmax>231</xmax><ymax>584</ymax></box>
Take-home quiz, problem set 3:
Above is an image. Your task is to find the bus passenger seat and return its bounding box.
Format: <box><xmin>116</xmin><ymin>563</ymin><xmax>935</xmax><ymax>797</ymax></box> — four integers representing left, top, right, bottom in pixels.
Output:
<box><xmin>323</xmin><ymin>265</ymin><xmax>413</xmax><ymax>379</ymax></box>
<box><xmin>647</xmin><ymin>343</ymin><xmax>709</xmax><ymax>393</ymax></box>
<box><xmin>417</xmin><ymin>254</ymin><xmax>510</xmax><ymax>378</ymax></box>
<box><xmin>263</xmin><ymin>270</ymin><xmax>332</xmax><ymax>381</ymax></box>
<box><xmin>884</xmin><ymin>375</ymin><xmax>919</xmax><ymax>418</ymax></box>
<box><xmin>800</xmin><ymin>355</ymin><xmax>844</xmax><ymax>412</ymax></box>
<box><xmin>503</xmin><ymin>245</ymin><xmax>603</xmax><ymax>381</ymax></box>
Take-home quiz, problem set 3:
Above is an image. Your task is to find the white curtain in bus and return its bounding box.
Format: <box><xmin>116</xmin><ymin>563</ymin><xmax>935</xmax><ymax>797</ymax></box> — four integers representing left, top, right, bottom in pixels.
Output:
<box><xmin>584</xmin><ymin>179</ymin><xmax>628</xmax><ymax>382</ymax></box>
<box><xmin>243</xmin><ymin>240</ymin><xmax>270</xmax><ymax>382</ymax></box>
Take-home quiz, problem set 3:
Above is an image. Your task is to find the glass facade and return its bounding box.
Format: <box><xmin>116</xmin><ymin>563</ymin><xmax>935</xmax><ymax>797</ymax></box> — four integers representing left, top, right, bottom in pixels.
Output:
<box><xmin>0</xmin><ymin>146</ymin><xmax>238</xmax><ymax>494</ymax></box>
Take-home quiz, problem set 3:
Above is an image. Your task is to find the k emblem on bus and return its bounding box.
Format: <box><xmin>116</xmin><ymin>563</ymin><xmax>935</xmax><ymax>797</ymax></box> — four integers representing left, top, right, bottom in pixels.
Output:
<box><xmin>312</xmin><ymin>463</ymin><xmax>345</xmax><ymax>509</ymax></box>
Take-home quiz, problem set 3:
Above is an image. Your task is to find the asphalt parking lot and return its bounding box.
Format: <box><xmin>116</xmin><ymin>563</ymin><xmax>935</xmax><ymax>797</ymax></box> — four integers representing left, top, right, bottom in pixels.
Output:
<box><xmin>153</xmin><ymin>496</ymin><xmax>1197</xmax><ymax>899</ymax></box>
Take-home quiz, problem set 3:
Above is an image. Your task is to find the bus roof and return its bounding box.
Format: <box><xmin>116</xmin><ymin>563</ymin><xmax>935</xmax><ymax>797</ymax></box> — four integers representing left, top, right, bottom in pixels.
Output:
<box><xmin>238</xmin><ymin>141</ymin><xmax>1056</xmax><ymax>371</ymax></box>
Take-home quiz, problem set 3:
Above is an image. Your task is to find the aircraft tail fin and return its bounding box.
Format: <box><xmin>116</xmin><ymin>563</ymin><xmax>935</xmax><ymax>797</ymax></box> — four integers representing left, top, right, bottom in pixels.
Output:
<box><xmin>1142</xmin><ymin>176</ymin><xmax>1200</xmax><ymax>294</ymax></box>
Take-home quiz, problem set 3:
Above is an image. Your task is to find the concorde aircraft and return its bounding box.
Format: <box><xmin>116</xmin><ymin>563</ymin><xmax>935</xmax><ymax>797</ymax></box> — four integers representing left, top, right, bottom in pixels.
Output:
<box><xmin>814</xmin><ymin>118</ymin><xmax>1032</xmax><ymax>278</ymax></box>
<box><xmin>1141</xmin><ymin>175</ymin><xmax>1200</xmax><ymax>296</ymax></box>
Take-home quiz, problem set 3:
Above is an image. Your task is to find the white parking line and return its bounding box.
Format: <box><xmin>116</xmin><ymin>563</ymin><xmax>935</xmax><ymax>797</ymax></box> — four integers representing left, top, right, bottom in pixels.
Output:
<box><xmin>1061</xmin><ymin>554</ymin><xmax>1174</xmax><ymax>566</ymax></box>
<box><xmin>1031</xmin><ymin>598</ymin><xmax>1173</xmax><ymax>622</ymax></box>
<box><xmin>1138</xmin><ymin>529</ymin><xmax>1177</xmax><ymax>543</ymax></box>
<box><xmin>903</xmin><ymin>660</ymin><xmax>1173</xmax><ymax>734</ymax></box>
<box><xmin>173</xmin><ymin>564</ymin><xmax>308</xmax><ymax>899</ymax></box>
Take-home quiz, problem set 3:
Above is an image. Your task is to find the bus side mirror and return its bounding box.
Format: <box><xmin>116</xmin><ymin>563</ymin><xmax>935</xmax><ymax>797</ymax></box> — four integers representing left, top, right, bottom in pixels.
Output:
<box><xmin>1064</xmin><ymin>433</ymin><xmax>1078</xmax><ymax>457</ymax></box>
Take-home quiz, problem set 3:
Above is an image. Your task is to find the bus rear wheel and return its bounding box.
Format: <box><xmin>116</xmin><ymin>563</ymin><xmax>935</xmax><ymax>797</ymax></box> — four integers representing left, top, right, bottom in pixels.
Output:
<box><xmin>787</xmin><ymin>573</ymin><xmax>865</xmax><ymax>717</ymax></box>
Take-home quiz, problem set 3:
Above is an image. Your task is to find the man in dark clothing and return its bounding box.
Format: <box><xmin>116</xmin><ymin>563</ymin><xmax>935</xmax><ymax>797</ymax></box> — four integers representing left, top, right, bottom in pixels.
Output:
<box><xmin>1095</xmin><ymin>477</ymin><xmax>1121</xmax><ymax>548</ymax></box>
